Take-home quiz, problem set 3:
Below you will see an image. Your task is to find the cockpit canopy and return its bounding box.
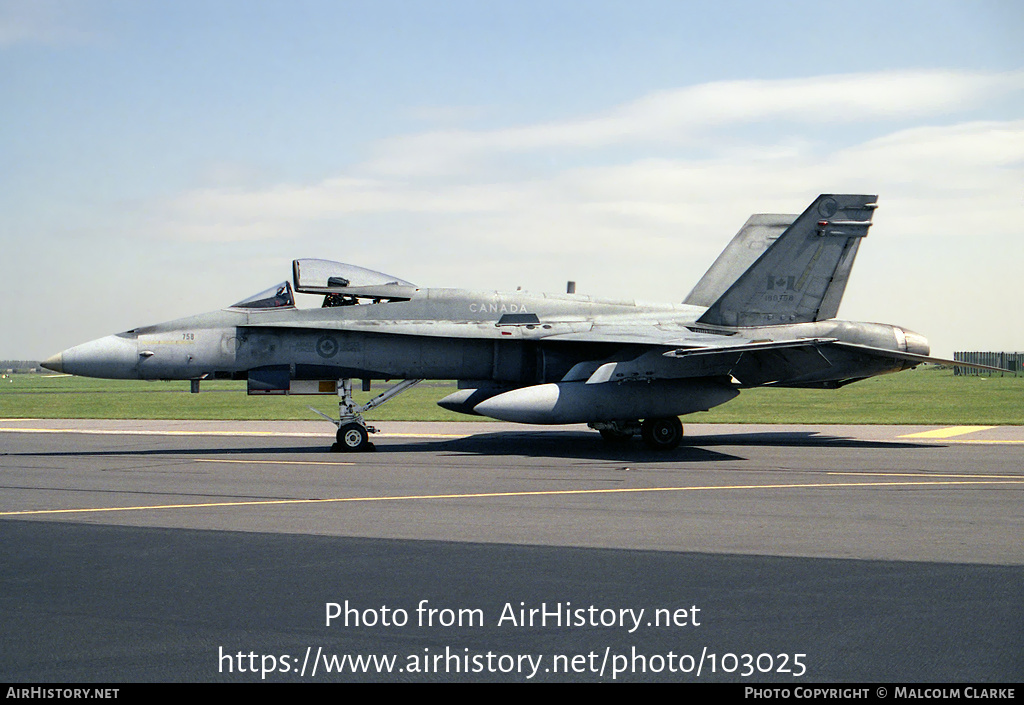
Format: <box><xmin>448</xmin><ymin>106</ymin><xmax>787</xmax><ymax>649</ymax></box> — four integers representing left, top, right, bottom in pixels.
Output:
<box><xmin>228</xmin><ymin>260</ymin><xmax>415</xmax><ymax>312</ymax></box>
<box><xmin>291</xmin><ymin>259</ymin><xmax>415</xmax><ymax>292</ymax></box>
<box><xmin>292</xmin><ymin>259</ymin><xmax>416</xmax><ymax>306</ymax></box>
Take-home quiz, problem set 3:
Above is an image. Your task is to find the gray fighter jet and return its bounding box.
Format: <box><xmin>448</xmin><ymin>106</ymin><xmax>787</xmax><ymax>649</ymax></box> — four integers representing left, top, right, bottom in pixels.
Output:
<box><xmin>42</xmin><ymin>194</ymin><xmax>992</xmax><ymax>451</ymax></box>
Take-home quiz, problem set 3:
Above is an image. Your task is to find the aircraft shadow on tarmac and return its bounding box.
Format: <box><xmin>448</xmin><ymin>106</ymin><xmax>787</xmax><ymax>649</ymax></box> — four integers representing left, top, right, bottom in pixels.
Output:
<box><xmin>9</xmin><ymin>437</ymin><xmax>738</xmax><ymax>463</ymax></box>
<box><xmin>10</xmin><ymin>429</ymin><xmax>937</xmax><ymax>464</ymax></box>
<box><xmin>386</xmin><ymin>429</ymin><xmax>936</xmax><ymax>462</ymax></box>
<box><xmin>384</xmin><ymin>432</ymin><xmax>744</xmax><ymax>462</ymax></box>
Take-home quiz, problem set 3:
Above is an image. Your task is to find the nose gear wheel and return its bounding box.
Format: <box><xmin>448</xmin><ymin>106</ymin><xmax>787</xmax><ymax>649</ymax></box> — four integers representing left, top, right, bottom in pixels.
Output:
<box><xmin>309</xmin><ymin>378</ymin><xmax>423</xmax><ymax>452</ymax></box>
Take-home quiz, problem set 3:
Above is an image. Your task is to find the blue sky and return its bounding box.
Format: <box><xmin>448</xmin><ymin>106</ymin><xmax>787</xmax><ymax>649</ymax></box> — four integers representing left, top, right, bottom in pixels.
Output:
<box><xmin>2</xmin><ymin>0</ymin><xmax>1022</xmax><ymax>359</ymax></box>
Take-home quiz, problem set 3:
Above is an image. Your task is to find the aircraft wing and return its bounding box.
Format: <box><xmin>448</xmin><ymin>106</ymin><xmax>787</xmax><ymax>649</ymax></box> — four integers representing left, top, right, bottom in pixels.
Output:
<box><xmin>568</xmin><ymin>338</ymin><xmax>838</xmax><ymax>386</ymax></box>
<box><xmin>663</xmin><ymin>338</ymin><xmax>837</xmax><ymax>358</ymax></box>
<box><xmin>541</xmin><ymin>323</ymin><xmax>730</xmax><ymax>346</ymax></box>
<box><xmin>568</xmin><ymin>338</ymin><xmax>1009</xmax><ymax>388</ymax></box>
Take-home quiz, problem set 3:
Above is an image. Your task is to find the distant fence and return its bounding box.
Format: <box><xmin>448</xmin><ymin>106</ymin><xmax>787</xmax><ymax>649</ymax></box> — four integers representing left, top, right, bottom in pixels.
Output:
<box><xmin>954</xmin><ymin>351</ymin><xmax>1023</xmax><ymax>376</ymax></box>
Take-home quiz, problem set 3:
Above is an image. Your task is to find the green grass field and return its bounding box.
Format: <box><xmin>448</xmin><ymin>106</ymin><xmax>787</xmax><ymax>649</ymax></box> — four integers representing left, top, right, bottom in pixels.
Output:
<box><xmin>1</xmin><ymin>368</ymin><xmax>1020</xmax><ymax>425</ymax></box>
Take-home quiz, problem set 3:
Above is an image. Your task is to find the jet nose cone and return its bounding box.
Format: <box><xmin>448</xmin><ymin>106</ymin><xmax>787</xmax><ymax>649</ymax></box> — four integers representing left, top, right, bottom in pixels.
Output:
<box><xmin>58</xmin><ymin>334</ymin><xmax>140</xmax><ymax>379</ymax></box>
<box><xmin>41</xmin><ymin>353</ymin><xmax>64</xmax><ymax>373</ymax></box>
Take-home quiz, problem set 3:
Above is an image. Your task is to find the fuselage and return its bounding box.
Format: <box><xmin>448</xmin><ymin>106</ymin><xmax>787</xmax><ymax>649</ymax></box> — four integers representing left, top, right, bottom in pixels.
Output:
<box><xmin>43</xmin><ymin>286</ymin><xmax>927</xmax><ymax>389</ymax></box>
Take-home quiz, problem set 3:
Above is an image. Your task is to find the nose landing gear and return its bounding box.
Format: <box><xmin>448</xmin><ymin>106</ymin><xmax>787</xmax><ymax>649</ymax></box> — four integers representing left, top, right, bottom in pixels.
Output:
<box><xmin>308</xmin><ymin>378</ymin><xmax>423</xmax><ymax>452</ymax></box>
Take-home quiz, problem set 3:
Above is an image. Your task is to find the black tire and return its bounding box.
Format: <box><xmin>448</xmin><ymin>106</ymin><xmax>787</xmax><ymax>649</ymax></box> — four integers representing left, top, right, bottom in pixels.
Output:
<box><xmin>336</xmin><ymin>422</ymin><xmax>369</xmax><ymax>452</ymax></box>
<box><xmin>640</xmin><ymin>416</ymin><xmax>683</xmax><ymax>450</ymax></box>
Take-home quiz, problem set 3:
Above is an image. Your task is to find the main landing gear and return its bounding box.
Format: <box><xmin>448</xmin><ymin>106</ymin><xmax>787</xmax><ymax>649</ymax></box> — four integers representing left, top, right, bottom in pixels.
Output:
<box><xmin>590</xmin><ymin>416</ymin><xmax>684</xmax><ymax>451</ymax></box>
<box><xmin>310</xmin><ymin>378</ymin><xmax>423</xmax><ymax>452</ymax></box>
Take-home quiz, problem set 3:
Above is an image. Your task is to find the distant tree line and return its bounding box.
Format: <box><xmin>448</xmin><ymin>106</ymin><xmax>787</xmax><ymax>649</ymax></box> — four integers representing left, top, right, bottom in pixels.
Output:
<box><xmin>0</xmin><ymin>361</ymin><xmax>44</xmax><ymax>372</ymax></box>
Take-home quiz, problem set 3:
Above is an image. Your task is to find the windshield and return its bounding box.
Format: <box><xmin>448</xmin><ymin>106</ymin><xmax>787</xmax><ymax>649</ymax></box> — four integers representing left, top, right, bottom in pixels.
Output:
<box><xmin>230</xmin><ymin>281</ymin><xmax>295</xmax><ymax>309</ymax></box>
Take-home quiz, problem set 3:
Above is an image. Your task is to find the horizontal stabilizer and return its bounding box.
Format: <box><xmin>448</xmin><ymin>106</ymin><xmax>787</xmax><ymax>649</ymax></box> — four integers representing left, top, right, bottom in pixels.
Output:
<box><xmin>829</xmin><ymin>342</ymin><xmax>1014</xmax><ymax>373</ymax></box>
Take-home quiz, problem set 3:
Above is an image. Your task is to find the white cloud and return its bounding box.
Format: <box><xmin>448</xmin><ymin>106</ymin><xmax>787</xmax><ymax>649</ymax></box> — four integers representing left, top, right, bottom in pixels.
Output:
<box><xmin>363</xmin><ymin>69</ymin><xmax>1024</xmax><ymax>175</ymax></box>
<box><xmin>160</xmin><ymin>115</ymin><xmax>1024</xmax><ymax>264</ymax></box>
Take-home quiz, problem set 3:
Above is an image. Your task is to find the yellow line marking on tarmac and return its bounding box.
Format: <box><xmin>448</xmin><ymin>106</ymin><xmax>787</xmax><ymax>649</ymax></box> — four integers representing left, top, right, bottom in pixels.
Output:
<box><xmin>828</xmin><ymin>471</ymin><xmax>1024</xmax><ymax>479</ymax></box>
<box><xmin>936</xmin><ymin>440</ymin><xmax>1024</xmax><ymax>445</ymax></box>
<box><xmin>194</xmin><ymin>459</ymin><xmax>355</xmax><ymax>466</ymax></box>
<box><xmin>378</xmin><ymin>433</ymin><xmax>468</xmax><ymax>438</ymax></box>
<box><xmin>3</xmin><ymin>478</ymin><xmax>1022</xmax><ymax>517</ymax></box>
<box><xmin>0</xmin><ymin>427</ymin><xmax>323</xmax><ymax>437</ymax></box>
<box><xmin>898</xmin><ymin>426</ymin><xmax>996</xmax><ymax>439</ymax></box>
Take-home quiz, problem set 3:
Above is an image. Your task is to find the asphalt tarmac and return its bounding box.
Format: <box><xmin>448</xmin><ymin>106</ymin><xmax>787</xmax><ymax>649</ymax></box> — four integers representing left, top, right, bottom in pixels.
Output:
<box><xmin>2</xmin><ymin>420</ymin><xmax>1022</xmax><ymax>682</ymax></box>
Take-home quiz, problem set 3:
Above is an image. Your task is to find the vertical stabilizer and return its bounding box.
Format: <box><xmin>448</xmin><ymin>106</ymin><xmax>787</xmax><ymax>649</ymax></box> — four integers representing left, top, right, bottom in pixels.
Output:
<box><xmin>697</xmin><ymin>194</ymin><xmax>876</xmax><ymax>327</ymax></box>
<box><xmin>684</xmin><ymin>214</ymin><xmax>797</xmax><ymax>307</ymax></box>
